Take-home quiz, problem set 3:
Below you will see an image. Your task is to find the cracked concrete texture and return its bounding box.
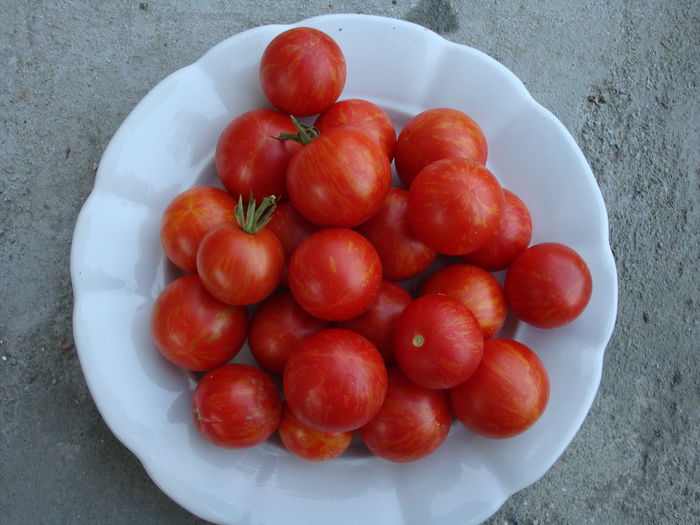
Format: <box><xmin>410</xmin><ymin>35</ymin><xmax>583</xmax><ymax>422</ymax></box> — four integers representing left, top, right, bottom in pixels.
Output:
<box><xmin>1</xmin><ymin>1</ymin><xmax>698</xmax><ymax>524</ymax></box>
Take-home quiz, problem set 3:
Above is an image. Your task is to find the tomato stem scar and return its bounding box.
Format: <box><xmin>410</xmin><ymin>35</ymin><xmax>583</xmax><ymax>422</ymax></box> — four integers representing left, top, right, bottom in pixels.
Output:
<box><xmin>412</xmin><ymin>334</ymin><xmax>425</xmax><ymax>347</ymax></box>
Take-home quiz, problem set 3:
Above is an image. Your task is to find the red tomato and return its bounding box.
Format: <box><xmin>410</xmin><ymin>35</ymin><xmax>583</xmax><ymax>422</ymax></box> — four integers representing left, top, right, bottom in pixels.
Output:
<box><xmin>461</xmin><ymin>189</ymin><xmax>533</xmax><ymax>271</ymax></box>
<box><xmin>259</xmin><ymin>27</ymin><xmax>346</xmax><ymax>117</ymax></box>
<box><xmin>394</xmin><ymin>108</ymin><xmax>488</xmax><ymax>187</ymax></box>
<box><xmin>286</xmin><ymin>126</ymin><xmax>392</xmax><ymax>227</ymax></box>
<box><xmin>160</xmin><ymin>186</ymin><xmax>236</xmax><ymax>273</ymax></box>
<box><xmin>284</xmin><ymin>328</ymin><xmax>388</xmax><ymax>432</ymax></box>
<box><xmin>360</xmin><ymin>367</ymin><xmax>452</xmax><ymax>462</ymax></box>
<box><xmin>450</xmin><ymin>338</ymin><xmax>549</xmax><ymax>438</ymax></box>
<box><xmin>314</xmin><ymin>98</ymin><xmax>396</xmax><ymax>159</ymax></box>
<box><xmin>408</xmin><ymin>158</ymin><xmax>505</xmax><ymax>255</ymax></box>
<box><xmin>505</xmin><ymin>242</ymin><xmax>593</xmax><ymax>328</ymax></box>
<box><xmin>278</xmin><ymin>402</ymin><xmax>353</xmax><ymax>461</ymax></box>
<box><xmin>197</xmin><ymin>197</ymin><xmax>284</xmax><ymax>306</ymax></box>
<box><xmin>394</xmin><ymin>294</ymin><xmax>483</xmax><ymax>389</ymax></box>
<box><xmin>150</xmin><ymin>275</ymin><xmax>248</xmax><ymax>371</ymax></box>
<box><xmin>215</xmin><ymin>109</ymin><xmax>302</xmax><ymax>202</ymax></box>
<box><xmin>288</xmin><ymin>228</ymin><xmax>382</xmax><ymax>321</ymax></box>
<box><xmin>265</xmin><ymin>201</ymin><xmax>319</xmax><ymax>287</ymax></box>
<box><xmin>248</xmin><ymin>290</ymin><xmax>330</xmax><ymax>376</ymax></box>
<box><xmin>420</xmin><ymin>264</ymin><xmax>506</xmax><ymax>339</ymax></box>
<box><xmin>192</xmin><ymin>364</ymin><xmax>281</xmax><ymax>448</ymax></box>
<box><xmin>337</xmin><ymin>280</ymin><xmax>413</xmax><ymax>364</ymax></box>
<box><xmin>355</xmin><ymin>188</ymin><xmax>437</xmax><ymax>281</ymax></box>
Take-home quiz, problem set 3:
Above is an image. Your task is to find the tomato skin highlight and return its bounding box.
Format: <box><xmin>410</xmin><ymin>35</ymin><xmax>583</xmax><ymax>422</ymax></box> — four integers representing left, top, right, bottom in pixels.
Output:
<box><xmin>192</xmin><ymin>364</ymin><xmax>281</xmax><ymax>448</ymax></box>
<box><xmin>288</xmin><ymin>228</ymin><xmax>383</xmax><ymax>321</ymax></box>
<box><xmin>355</xmin><ymin>187</ymin><xmax>437</xmax><ymax>281</ymax></box>
<box><xmin>150</xmin><ymin>274</ymin><xmax>248</xmax><ymax>371</ymax></box>
<box><xmin>283</xmin><ymin>328</ymin><xmax>388</xmax><ymax>433</ymax></box>
<box><xmin>461</xmin><ymin>189</ymin><xmax>533</xmax><ymax>271</ymax></box>
<box><xmin>408</xmin><ymin>157</ymin><xmax>505</xmax><ymax>256</ymax></box>
<box><xmin>394</xmin><ymin>294</ymin><xmax>484</xmax><ymax>390</ymax></box>
<box><xmin>286</xmin><ymin>126</ymin><xmax>392</xmax><ymax>228</ymax></box>
<box><xmin>505</xmin><ymin>242</ymin><xmax>593</xmax><ymax>329</ymax></box>
<box><xmin>450</xmin><ymin>338</ymin><xmax>549</xmax><ymax>439</ymax></box>
<box><xmin>259</xmin><ymin>27</ymin><xmax>346</xmax><ymax>117</ymax></box>
<box><xmin>160</xmin><ymin>186</ymin><xmax>237</xmax><ymax>273</ymax></box>
<box><xmin>395</xmin><ymin>107</ymin><xmax>488</xmax><ymax>187</ymax></box>
<box><xmin>420</xmin><ymin>264</ymin><xmax>507</xmax><ymax>339</ymax></box>
<box><xmin>215</xmin><ymin>109</ymin><xmax>302</xmax><ymax>202</ymax></box>
<box><xmin>248</xmin><ymin>290</ymin><xmax>330</xmax><ymax>376</ymax></box>
<box><xmin>278</xmin><ymin>402</ymin><xmax>353</xmax><ymax>461</ymax></box>
<box><xmin>360</xmin><ymin>367</ymin><xmax>452</xmax><ymax>462</ymax></box>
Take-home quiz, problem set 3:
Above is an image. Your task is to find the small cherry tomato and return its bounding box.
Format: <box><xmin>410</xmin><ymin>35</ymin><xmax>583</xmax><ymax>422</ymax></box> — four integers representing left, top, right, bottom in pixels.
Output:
<box><xmin>394</xmin><ymin>294</ymin><xmax>483</xmax><ymax>390</ymax></box>
<box><xmin>505</xmin><ymin>242</ymin><xmax>593</xmax><ymax>328</ymax></box>
<box><xmin>278</xmin><ymin>402</ymin><xmax>353</xmax><ymax>461</ymax></box>
<box><xmin>283</xmin><ymin>328</ymin><xmax>388</xmax><ymax>432</ymax></box>
<box><xmin>192</xmin><ymin>364</ymin><xmax>281</xmax><ymax>448</ymax></box>
<box><xmin>259</xmin><ymin>27</ymin><xmax>346</xmax><ymax>116</ymax></box>
<box><xmin>450</xmin><ymin>338</ymin><xmax>549</xmax><ymax>439</ymax></box>
<box><xmin>160</xmin><ymin>186</ymin><xmax>237</xmax><ymax>273</ymax></box>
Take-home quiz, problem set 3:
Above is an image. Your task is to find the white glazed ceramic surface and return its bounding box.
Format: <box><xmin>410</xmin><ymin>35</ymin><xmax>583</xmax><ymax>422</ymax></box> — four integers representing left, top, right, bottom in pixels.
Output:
<box><xmin>71</xmin><ymin>14</ymin><xmax>617</xmax><ymax>525</ymax></box>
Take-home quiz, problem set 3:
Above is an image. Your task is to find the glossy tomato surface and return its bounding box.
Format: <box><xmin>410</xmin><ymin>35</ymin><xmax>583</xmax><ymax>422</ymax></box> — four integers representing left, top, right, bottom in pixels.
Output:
<box><xmin>461</xmin><ymin>189</ymin><xmax>533</xmax><ymax>271</ymax></box>
<box><xmin>394</xmin><ymin>294</ymin><xmax>484</xmax><ymax>389</ymax></box>
<box><xmin>278</xmin><ymin>402</ymin><xmax>353</xmax><ymax>461</ymax></box>
<box><xmin>505</xmin><ymin>242</ymin><xmax>593</xmax><ymax>328</ymax></box>
<box><xmin>450</xmin><ymin>338</ymin><xmax>549</xmax><ymax>439</ymax></box>
<box><xmin>286</xmin><ymin>126</ymin><xmax>392</xmax><ymax>228</ymax></box>
<box><xmin>259</xmin><ymin>27</ymin><xmax>346</xmax><ymax>116</ymax></box>
<box><xmin>248</xmin><ymin>290</ymin><xmax>330</xmax><ymax>376</ymax></box>
<box><xmin>420</xmin><ymin>264</ymin><xmax>506</xmax><ymax>339</ymax></box>
<box><xmin>288</xmin><ymin>228</ymin><xmax>382</xmax><ymax>321</ymax></box>
<box><xmin>360</xmin><ymin>367</ymin><xmax>452</xmax><ymax>462</ymax></box>
<box><xmin>408</xmin><ymin>158</ymin><xmax>504</xmax><ymax>256</ymax></box>
<box><xmin>394</xmin><ymin>107</ymin><xmax>488</xmax><ymax>187</ymax></box>
<box><xmin>215</xmin><ymin>109</ymin><xmax>302</xmax><ymax>202</ymax></box>
<box><xmin>314</xmin><ymin>98</ymin><xmax>396</xmax><ymax>159</ymax></box>
<box><xmin>192</xmin><ymin>364</ymin><xmax>281</xmax><ymax>448</ymax></box>
<box><xmin>356</xmin><ymin>187</ymin><xmax>437</xmax><ymax>281</ymax></box>
<box><xmin>196</xmin><ymin>221</ymin><xmax>284</xmax><ymax>306</ymax></box>
<box><xmin>160</xmin><ymin>186</ymin><xmax>236</xmax><ymax>273</ymax></box>
<box><xmin>337</xmin><ymin>280</ymin><xmax>412</xmax><ymax>364</ymax></box>
<box><xmin>150</xmin><ymin>274</ymin><xmax>248</xmax><ymax>371</ymax></box>
<box><xmin>283</xmin><ymin>328</ymin><xmax>388</xmax><ymax>432</ymax></box>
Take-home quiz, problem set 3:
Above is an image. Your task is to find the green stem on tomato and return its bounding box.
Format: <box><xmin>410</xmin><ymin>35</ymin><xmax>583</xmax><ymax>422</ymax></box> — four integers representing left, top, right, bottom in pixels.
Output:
<box><xmin>235</xmin><ymin>193</ymin><xmax>278</xmax><ymax>234</ymax></box>
<box><xmin>273</xmin><ymin>115</ymin><xmax>320</xmax><ymax>145</ymax></box>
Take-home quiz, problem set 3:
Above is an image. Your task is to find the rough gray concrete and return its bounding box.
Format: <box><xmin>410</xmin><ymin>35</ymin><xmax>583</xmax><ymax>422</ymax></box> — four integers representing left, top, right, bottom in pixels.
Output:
<box><xmin>1</xmin><ymin>1</ymin><xmax>698</xmax><ymax>523</ymax></box>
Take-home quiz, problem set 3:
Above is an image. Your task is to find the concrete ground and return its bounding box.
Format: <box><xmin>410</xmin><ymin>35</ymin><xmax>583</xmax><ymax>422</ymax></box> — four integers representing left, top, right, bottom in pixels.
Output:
<box><xmin>1</xmin><ymin>1</ymin><xmax>698</xmax><ymax>523</ymax></box>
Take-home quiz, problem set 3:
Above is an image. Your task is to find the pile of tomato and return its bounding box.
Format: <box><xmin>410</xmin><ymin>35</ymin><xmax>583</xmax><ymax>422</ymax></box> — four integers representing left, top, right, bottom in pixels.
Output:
<box><xmin>150</xmin><ymin>27</ymin><xmax>593</xmax><ymax>462</ymax></box>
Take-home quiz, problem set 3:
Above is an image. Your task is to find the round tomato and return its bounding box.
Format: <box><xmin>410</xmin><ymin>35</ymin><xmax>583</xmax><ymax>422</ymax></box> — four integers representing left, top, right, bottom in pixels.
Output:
<box><xmin>360</xmin><ymin>367</ymin><xmax>452</xmax><ymax>462</ymax></box>
<box><xmin>394</xmin><ymin>107</ymin><xmax>488</xmax><ymax>187</ymax></box>
<box><xmin>197</xmin><ymin>196</ymin><xmax>284</xmax><ymax>305</ymax></box>
<box><xmin>284</xmin><ymin>329</ymin><xmax>388</xmax><ymax>432</ymax></box>
<box><xmin>192</xmin><ymin>364</ymin><xmax>281</xmax><ymax>448</ymax></box>
<box><xmin>450</xmin><ymin>338</ymin><xmax>549</xmax><ymax>438</ymax></box>
<box><xmin>288</xmin><ymin>228</ymin><xmax>382</xmax><ymax>321</ymax></box>
<box><xmin>286</xmin><ymin>126</ymin><xmax>392</xmax><ymax>227</ymax></box>
<box><xmin>505</xmin><ymin>242</ymin><xmax>593</xmax><ymax>328</ymax></box>
<box><xmin>160</xmin><ymin>186</ymin><xmax>237</xmax><ymax>273</ymax></box>
<box><xmin>314</xmin><ymin>98</ymin><xmax>396</xmax><ymax>159</ymax></box>
<box><xmin>337</xmin><ymin>280</ymin><xmax>412</xmax><ymax>364</ymax></box>
<box><xmin>420</xmin><ymin>264</ymin><xmax>506</xmax><ymax>339</ymax></box>
<box><xmin>248</xmin><ymin>290</ymin><xmax>330</xmax><ymax>376</ymax></box>
<box><xmin>408</xmin><ymin>157</ymin><xmax>505</xmax><ymax>256</ymax></box>
<box><xmin>150</xmin><ymin>274</ymin><xmax>248</xmax><ymax>371</ymax></box>
<box><xmin>355</xmin><ymin>187</ymin><xmax>437</xmax><ymax>281</ymax></box>
<box><xmin>461</xmin><ymin>189</ymin><xmax>533</xmax><ymax>271</ymax></box>
<box><xmin>259</xmin><ymin>27</ymin><xmax>346</xmax><ymax>116</ymax></box>
<box><xmin>394</xmin><ymin>294</ymin><xmax>483</xmax><ymax>389</ymax></box>
<box><xmin>278</xmin><ymin>402</ymin><xmax>353</xmax><ymax>461</ymax></box>
<box><xmin>215</xmin><ymin>109</ymin><xmax>302</xmax><ymax>202</ymax></box>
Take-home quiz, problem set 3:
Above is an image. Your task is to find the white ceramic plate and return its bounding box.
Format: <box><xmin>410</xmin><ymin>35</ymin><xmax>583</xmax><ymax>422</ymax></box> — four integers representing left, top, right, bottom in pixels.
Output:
<box><xmin>71</xmin><ymin>14</ymin><xmax>617</xmax><ymax>525</ymax></box>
